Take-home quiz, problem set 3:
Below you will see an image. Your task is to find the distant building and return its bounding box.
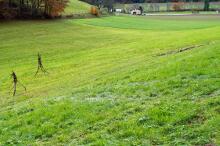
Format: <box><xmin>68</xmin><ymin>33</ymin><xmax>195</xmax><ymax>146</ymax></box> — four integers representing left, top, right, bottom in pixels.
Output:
<box><xmin>131</xmin><ymin>9</ymin><xmax>142</xmax><ymax>15</ymax></box>
<box><xmin>115</xmin><ymin>9</ymin><xmax>122</xmax><ymax>13</ymax></box>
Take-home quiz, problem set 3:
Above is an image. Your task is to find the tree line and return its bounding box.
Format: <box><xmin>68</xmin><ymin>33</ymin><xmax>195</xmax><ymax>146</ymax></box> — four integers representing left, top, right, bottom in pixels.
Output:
<box><xmin>81</xmin><ymin>0</ymin><xmax>215</xmax><ymax>12</ymax></box>
<box><xmin>0</xmin><ymin>0</ymin><xmax>69</xmax><ymax>19</ymax></box>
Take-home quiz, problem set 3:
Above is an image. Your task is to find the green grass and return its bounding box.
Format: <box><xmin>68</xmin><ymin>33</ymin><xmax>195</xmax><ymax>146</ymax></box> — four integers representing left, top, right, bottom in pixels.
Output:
<box><xmin>63</xmin><ymin>0</ymin><xmax>91</xmax><ymax>15</ymax></box>
<box><xmin>0</xmin><ymin>15</ymin><xmax>220</xmax><ymax>145</ymax></box>
<box><xmin>76</xmin><ymin>15</ymin><xmax>220</xmax><ymax>30</ymax></box>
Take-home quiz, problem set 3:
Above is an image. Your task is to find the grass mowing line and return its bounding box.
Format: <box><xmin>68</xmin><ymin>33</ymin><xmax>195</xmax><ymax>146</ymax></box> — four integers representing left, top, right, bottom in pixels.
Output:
<box><xmin>0</xmin><ymin>42</ymin><xmax>217</xmax><ymax>108</ymax></box>
<box><xmin>72</xmin><ymin>41</ymin><xmax>219</xmax><ymax>98</ymax></box>
<box><xmin>0</xmin><ymin>40</ymin><xmax>195</xmax><ymax>110</ymax></box>
<box><xmin>72</xmin><ymin>40</ymin><xmax>218</xmax><ymax>87</ymax></box>
<box><xmin>0</xmin><ymin>40</ymin><xmax>217</xmax><ymax>107</ymax></box>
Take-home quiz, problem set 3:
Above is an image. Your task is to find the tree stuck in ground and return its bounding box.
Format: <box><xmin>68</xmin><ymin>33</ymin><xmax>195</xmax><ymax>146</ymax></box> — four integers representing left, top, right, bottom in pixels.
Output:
<box><xmin>35</xmin><ymin>53</ymin><xmax>48</xmax><ymax>76</ymax></box>
<box><xmin>0</xmin><ymin>0</ymin><xmax>69</xmax><ymax>19</ymax></box>
<box><xmin>10</xmin><ymin>71</ymin><xmax>26</xmax><ymax>96</ymax></box>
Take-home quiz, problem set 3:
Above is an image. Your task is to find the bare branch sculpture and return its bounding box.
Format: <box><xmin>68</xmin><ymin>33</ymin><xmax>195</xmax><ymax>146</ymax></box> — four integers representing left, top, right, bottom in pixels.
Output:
<box><xmin>11</xmin><ymin>71</ymin><xmax>26</xmax><ymax>96</ymax></box>
<box><xmin>35</xmin><ymin>53</ymin><xmax>48</xmax><ymax>76</ymax></box>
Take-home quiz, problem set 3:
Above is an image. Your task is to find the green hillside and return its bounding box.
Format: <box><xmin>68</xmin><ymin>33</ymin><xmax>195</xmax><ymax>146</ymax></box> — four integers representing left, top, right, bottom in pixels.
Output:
<box><xmin>64</xmin><ymin>0</ymin><xmax>91</xmax><ymax>15</ymax></box>
<box><xmin>0</xmin><ymin>15</ymin><xmax>220</xmax><ymax>145</ymax></box>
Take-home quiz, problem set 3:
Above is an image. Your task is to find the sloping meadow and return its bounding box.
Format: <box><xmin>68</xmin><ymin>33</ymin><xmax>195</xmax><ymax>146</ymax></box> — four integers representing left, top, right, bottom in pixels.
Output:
<box><xmin>0</xmin><ymin>15</ymin><xmax>220</xmax><ymax>145</ymax></box>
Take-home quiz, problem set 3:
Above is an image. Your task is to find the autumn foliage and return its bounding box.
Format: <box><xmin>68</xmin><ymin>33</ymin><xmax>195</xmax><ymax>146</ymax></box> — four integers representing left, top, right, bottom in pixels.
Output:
<box><xmin>44</xmin><ymin>0</ymin><xmax>69</xmax><ymax>17</ymax></box>
<box><xmin>172</xmin><ymin>2</ymin><xmax>184</xmax><ymax>11</ymax></box>
<box><xmin>0</xmin><ymin>0</ymin><xmax>69</xmax><ymax>19</ymax></box>
<box><xmin>90</xmin><ymin>6</ymin><xmax>99</xmax><ymax>16</ymax></box>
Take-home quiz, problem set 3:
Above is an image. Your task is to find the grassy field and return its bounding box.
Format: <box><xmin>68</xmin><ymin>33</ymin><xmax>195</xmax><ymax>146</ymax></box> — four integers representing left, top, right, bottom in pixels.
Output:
<box><xmin>0</xmin><ymin>15</ymin><xmax>220</xmax><ymax>145</ymax></box>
